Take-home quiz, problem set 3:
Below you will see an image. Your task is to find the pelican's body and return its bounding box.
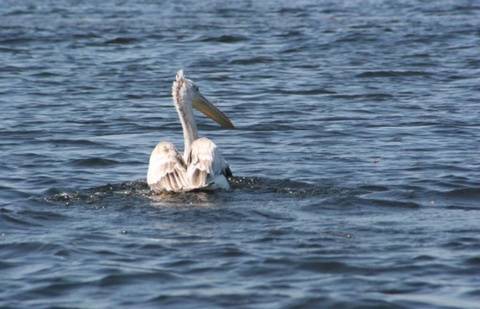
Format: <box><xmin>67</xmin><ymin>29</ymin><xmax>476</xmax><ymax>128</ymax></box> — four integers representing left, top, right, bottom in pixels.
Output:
<box><xmin>147</xmin><ymin>70</ymin><xmax>234</xmax><ymax>193</ymax></box>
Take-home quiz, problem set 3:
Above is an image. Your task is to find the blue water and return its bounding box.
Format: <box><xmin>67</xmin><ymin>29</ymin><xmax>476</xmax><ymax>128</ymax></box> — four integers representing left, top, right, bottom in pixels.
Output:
<box><xmin>1</xmin><ymin>0</ymin><xmax>480</xmax><ymax>308</ymax></box>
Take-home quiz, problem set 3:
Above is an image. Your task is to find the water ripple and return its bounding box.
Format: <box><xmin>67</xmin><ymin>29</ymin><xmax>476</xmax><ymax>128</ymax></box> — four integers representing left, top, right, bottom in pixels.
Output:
<box><xmin>2</xmin><ymin>0</ymin><xmax>480</xmax><ymax>307</ymax></box>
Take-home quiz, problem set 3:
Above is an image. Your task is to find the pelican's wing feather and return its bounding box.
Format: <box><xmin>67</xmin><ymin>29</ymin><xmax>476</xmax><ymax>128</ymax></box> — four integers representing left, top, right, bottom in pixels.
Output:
<box><xmin>147</xmin><ymin>142</ymin><xmax>188</xmax><ymax>192</ymax></box>
<box><xmin>186</xmin><ymin>137</ymin><xmax>230</xmax><ymax>190</ymax></box>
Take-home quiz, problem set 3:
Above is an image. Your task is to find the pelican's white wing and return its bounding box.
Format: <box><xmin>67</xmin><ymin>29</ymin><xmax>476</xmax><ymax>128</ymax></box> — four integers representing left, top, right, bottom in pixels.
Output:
<box><xmin>186</xmin><ymin>137</ymin><xmax>231</xmax><ymax>190</ymax></box>
<box><xmin>147</xmin><ymin>142</ymin><xmax>188</xmax><ymax>192</ymax></box>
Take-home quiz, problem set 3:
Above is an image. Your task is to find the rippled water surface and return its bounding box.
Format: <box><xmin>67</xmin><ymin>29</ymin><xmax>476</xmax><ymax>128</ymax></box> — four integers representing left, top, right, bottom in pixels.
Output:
<box><xmin>1</xmin><ymin>0</ymin><xmax>480</xmax><ymax>308</ymax></box>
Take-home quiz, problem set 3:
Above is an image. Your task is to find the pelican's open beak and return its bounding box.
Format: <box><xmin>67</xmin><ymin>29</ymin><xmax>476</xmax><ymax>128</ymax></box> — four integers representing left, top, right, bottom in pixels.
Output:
<box><xmin>192</xmin><ymin>94</ymin><xmax>235</xmax><ymax>129</ymax></box>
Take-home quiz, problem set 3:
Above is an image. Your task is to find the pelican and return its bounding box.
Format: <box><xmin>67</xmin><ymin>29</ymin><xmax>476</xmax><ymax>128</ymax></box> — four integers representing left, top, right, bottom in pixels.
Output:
<box><xmin>147</xmin><ymin>70</ymin><xmax>235</xmax><ymax>193</ymax></box>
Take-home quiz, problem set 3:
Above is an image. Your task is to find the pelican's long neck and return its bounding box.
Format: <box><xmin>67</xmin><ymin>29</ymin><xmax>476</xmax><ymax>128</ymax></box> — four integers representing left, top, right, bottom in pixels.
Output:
<box><xmin>174</xmin><ymin>96</ymin><xmax>198</xmax><ymax>159</ymax></box>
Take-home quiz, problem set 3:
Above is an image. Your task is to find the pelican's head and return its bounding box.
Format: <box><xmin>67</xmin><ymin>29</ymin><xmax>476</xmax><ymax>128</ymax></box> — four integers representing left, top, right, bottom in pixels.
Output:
<box><xmin>172</xmin><ymin>70</ymin><xmax>234</xmax><ymax>129</ymax></box>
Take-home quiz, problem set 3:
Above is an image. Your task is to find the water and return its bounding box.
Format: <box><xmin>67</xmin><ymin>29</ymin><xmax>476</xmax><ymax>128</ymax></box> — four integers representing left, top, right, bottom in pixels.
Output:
<box><xmin>1</xmin><ymin>0</ymin><xmax>480</xmax><ymax>307</ymax></box>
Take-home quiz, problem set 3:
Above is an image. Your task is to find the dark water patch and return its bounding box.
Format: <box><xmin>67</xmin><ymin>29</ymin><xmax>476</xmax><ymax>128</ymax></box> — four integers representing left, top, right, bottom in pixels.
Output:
<box><xmin>70</xmin><ymin>158</ymin><xmax>119</xmax><ymax>168</ymax></box>
<box><xmin>276</xmin><ymin>7</ymin><xmax>307</xmax><ymax>15</ymax></box>
<box><xmin>240</xmin><ymin>123</ymin><xmax>310</xmax><ymax>131</ymax></box>
<box><xmin>0</xmin><ymin>65</ymin><xmax>27</xmax><ymax>73</ymax></box>
<box><xmin>0</xmin><ymin>185</ymin><xmax>32</xmax><ymax>202</ymax></box>
<box><xmin>441</xmin><ymin>187</ymin><xmax>480</xmax><ymax>200</ymax></box>
<box><xmin>0</xmin><ymin>260</ymin><xmax>16</xmax><ymax>270</ymax></box>
<box><xmin>464</xmin><ymin>256</ymin><xmax>480</xmax><ymax>267</ymax></box>
<box><xmin>445</xmin><ymin>205</ymin><xmax>480</xmax><ymax>212</ymax></box>
<box><xmin>360</xmin><ymin>188</ymin><xmax>426</xmax><ymax>205</ymax></box>
<box><xmin>200</xmin><ymin>244</ymin><xmax>249</xmax><ymax>258</ymax></box>
<box><xmin>3</xmin><ymin>9</ymin><xmax>34</xmax><ymax>16</ymax></box>
<box><xmin>42</xmin><ymin>138</ymin><xmax>103</xmax><ymax>147</ymax></box>
<box><xmin>330</xmin><ymin>93</ymin><xmax>394</xmax><ymax>100</ymax></box>
<box><xmin>148</xmin><ymin>293</ymin><xmax>275</xmax><ymax>308</ymax></box>
<box><xmin>413</xmin><ymin>255</ymin><xmax>436</xmax><ymax>262</ymax></box>
<box><xmin>98</xmin><ymin>270</ymin><xmax>180</xmax><ymax>287</ymax></box>
<box><xmin>280</xmin><ymin>46</ymin><xmax>305</xmax><ymax>54</ymax></box>
<box><xmin>199</xmin><ymin>34</ymin><xmax>248</xmax><ymax>43</ymax></box>
<box><xmin>464</xmin><ymin>289</ymin><xmax>480</xmax><ymax>297</ymax></box>
<box><xmin>104</xmin><ymin>37</ymin><xmax>139</xmax><ymax>45</ymax></box>
<box><xmin>297</xmin><ymin>259</ymin><xmax>359</xmax><ymax>274</ymax></box>
<box><xmin>287</xmin><ymin>297</ymin><xmax>405</xmax><ymax>309</ymax></box>
<box><xmin>0</xmin><ymin>37</ymin><xmax>35</xmax><ymax>45</ymax></box>
<box><xmin>442</xmin><ymin>237</ymin><xmax>480</xmax><ymax>250</ymax></box>
<box><xmin>334</xmin><ymin>33</ymin><xmax>378</xmax><ymax>44</ymax></box>
<box><xmin>29</xmin><ymin>71</ymin><xmax>65</xmax><ymax>79</ymax></box>
<box><xmin>229</xmin><ymin>56</ymin><xmax>274</xmax><ymax>65</ymax></box>
<box><xmin>278</xmin><ymin>88</ymin><xmax>336</xmax><ymax>95</ymax></box>
<box><xmin>276</xmin><ymin>30</ymin><xmax>303</xmax><ymax>38</ymax></box>
<box><xmin>71</xmin><ymin>32</ymin><xmax>101</xmax><ymax>40</ymax></box>
<box><xmin>0</xmin><ymin>242</ymin><xmax>65</xmax><ymax>258</ymax></box>
<box><xmin>356</xmin><ymin>71</ymin><xmax>432</xmax><ymax>78</ymax></box>
<box><xmin>314</xmin><ymin>116</ymin><xmax>371</xmax><ymax>122</ymax></box>
<box><xmin>17</xmin><ymin>209</ymin><xmax>67</xmax><ymax>222</ymax></box>
<box><xmin>358</xmin><ymin>185</ymin><xmax>390</xmax><ymax>192</ymax></box>
<box><xmin>250</xmin><ymin>209</ymin><xmax>292</xmax><ymax>221</ymax></box>
<box><xmin>0</xmin><ymin>47</ymin><xmax>29</xmax><ymax>54</ymax></box>
<box><xmin>27</xmin><ymin>280</ymin><xmax>90</xmax><ymax>298</ymax></box>
<box><xmin>0</xmin><ymin>211</ymin><xmax>38</xmax><ymax>228</ymax></box>
<box><xmin>358</xmin><ymin>197</ymin><xmax>421</xmax><ymax>209</ymax></box>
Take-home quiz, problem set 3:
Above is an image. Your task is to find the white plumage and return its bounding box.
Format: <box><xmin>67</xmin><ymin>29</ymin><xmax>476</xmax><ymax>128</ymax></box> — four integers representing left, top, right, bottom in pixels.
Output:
<box><xmin>147</xmin><ymin>71</ymin><xmax>234</xmax><ymax>193</ymax></box>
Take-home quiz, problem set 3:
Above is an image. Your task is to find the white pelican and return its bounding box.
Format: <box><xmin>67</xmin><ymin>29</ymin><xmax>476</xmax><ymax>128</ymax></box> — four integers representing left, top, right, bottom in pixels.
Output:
<box><xmin>147</xmin><ymin>70</ymin><xmax>235</xmax><ymax>193</ymax></box>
